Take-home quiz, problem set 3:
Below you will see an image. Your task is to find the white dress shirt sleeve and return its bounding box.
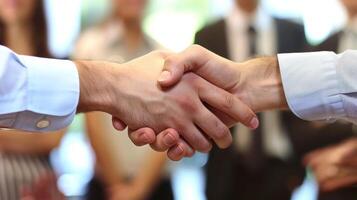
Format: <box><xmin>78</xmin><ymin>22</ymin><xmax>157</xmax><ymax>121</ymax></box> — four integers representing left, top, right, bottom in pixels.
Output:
<box><xmin>0</xmin><ymin>45</ymin><xmax>79</xmax><ymax>132</ymax></box>
<box><xmin>278</xmin><ymin>50</ymin><xmax>357</xmax><ymax>124</ymax></box>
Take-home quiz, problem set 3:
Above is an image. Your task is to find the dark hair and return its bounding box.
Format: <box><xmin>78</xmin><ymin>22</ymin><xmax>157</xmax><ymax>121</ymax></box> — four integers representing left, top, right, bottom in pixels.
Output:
<box><xmin>0</xmin><ymin>0</ymin><xmax>51</xmax><ymax>57</ymax></box>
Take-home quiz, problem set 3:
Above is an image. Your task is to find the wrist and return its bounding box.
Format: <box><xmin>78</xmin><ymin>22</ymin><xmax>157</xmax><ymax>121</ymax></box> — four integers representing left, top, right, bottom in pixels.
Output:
<box><xmin>75</xmin><ymin>60</ymin><xmax>116</xmax><ymax>113</ymax></box>
<box><xmin>236</xmin><ymin>56</ymin><xmax>288</xmax><ymax>112</ymax></box>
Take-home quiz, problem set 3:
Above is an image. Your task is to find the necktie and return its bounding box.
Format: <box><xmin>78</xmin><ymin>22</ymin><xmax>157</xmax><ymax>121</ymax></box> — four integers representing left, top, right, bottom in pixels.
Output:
<box><xmin>245</xmin><ymin>24</ymin><xmax>265</xmax><ymax>171</ymax></box>
<box><xmin>248</xmin><ymin>25</ymin><xmax>257</xmax><ymax>56</ymax></box>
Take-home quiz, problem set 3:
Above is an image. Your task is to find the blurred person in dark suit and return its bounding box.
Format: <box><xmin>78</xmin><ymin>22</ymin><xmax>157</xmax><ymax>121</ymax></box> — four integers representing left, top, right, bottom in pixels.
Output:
<box><xmin>74</xmin><ymin>0</ymin><xmax>173</xmax><ymax>200</ymax></box>
<box><xmin>195</xmin><ymin>0</ymin><xmax>356</xmax><ymax>199</ymax></box>
<box><xmin>302</xmin><ymin>0</ymin><xmax>357</xmax><ymax>198</ymax></box>
<box><xmin>0</xmin><ymin>0</ymin><xmax>66</xmax><ymax>199</ymax></box>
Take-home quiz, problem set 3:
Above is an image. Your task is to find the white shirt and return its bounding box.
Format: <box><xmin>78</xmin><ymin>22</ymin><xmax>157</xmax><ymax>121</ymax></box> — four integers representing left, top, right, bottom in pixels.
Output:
<box><xmin>0</xmin><ymin>45</ymin><xmax>79</xmax><ymax>132</ymax></box>
<box><xmin>279</xmin><ymin>50</ymin><xmax>357</xmax><ymax>124</ymax></box>
<box><xmin>226</xmin><ymin>7</ymin><xmax>292</xmax><ymax>159</ymax></box>
<box><xmin>226</xmin><ymin>6</ymin><xmax>277</xmax><ymax>62</ymax></box>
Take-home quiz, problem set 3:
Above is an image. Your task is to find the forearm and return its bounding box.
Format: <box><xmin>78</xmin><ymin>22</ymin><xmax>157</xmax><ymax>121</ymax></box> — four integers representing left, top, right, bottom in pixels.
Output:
<box><xmin>234</xmin><ymin>56</ymin><xmax>288</xmax><ymax>113</ymax></box>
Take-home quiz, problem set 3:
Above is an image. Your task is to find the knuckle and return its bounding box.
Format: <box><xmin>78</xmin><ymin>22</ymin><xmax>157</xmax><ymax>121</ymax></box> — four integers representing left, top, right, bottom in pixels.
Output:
<box><xmin>177</xmin><ymin>96</ymin><xmax>198</xmax><ymax>113</ymax></box>
<box><xmin>222</xmin><ymin>94</ymin><xmax>235</xmax><ymax>110</ymax></box>
<box><xmin>182</xmin><ymin>73</ymin><xmax>200</xmax><ymax>86</ymax></box>
<box><xmin>213</xmin><ymin>124</ymin><xmax>230</xmax><ymax>140</ymax></box>
<box><xmin>184</xmin><ymin>132</ymin><xmax>200</xmax><ymax>150</ymax></box>
<box><xmin>196</xmin><ymin>136</ymin><xmax>212</xmax><ymax>152</ymax></box>
<box><xmin>164</xmin><ymin>56</ymin><xmax>175</xmax><ymax>67</ymax></box>
<box><xmin>240</xmin><ymin>111</ymin><xmax>255</xmax><ymax>124</ymax></box>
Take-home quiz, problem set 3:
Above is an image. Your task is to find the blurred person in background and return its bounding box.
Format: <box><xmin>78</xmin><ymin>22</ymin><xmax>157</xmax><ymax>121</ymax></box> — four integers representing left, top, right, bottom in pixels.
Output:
<box><xmin>303</xmin><ymin>0</ymin><xmax>357</xmax><ymax>198</ymax></box>
<box><xmin>0</xmin><ymin>0</ymin><xmax>66</xmax><ymax>199</ymax></box>
<box><xmin>74</xmin><ymin>0</ymin><xmax>173</xmax><ymax>200</ymax></box>
<box><xmin>194</xmin><ymin>0</ymin><xmax>356</xmax><ymax>199</ymax></box>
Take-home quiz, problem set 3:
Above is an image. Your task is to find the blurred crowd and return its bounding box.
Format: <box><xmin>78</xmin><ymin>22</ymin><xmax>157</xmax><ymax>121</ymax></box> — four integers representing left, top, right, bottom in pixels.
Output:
<box><xmin>0</xmin><ymin>0</ymin><xmax>356</xmax><ymax>200</ymax></box>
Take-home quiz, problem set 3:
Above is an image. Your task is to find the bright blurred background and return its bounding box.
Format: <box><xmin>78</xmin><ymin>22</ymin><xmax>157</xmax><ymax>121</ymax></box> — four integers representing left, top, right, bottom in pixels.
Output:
<box><xmin>31</xmin><ymin>0</ymin><xmax>352</xmax><ymax>199</ymax></box>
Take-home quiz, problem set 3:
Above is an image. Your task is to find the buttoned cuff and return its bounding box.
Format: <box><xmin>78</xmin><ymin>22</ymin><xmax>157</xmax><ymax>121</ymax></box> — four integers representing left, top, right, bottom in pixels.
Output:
<box><xmin>278</xmin><ymin>51</ymin><xmax>344</xmax><ymax>122</ymax></box>
<box><xmin>17</xmin><ymin>56</ymin><xmax>79</xmax><ymax>131</ymax></box>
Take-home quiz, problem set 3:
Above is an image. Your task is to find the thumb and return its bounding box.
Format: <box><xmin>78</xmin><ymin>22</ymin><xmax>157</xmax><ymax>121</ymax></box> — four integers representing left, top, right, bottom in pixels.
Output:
<box><xmin>158</xmin><ymin>62</ymin><xmax>185</xmax><ymax>88</ymax></box>
<box><xmin>158</xmin><ymin>45</ymin><xmax>211</xmax><ymax>87</ymax></box>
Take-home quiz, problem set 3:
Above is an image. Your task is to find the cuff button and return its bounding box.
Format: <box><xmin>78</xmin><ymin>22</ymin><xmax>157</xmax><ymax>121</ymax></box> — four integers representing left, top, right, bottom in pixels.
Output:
<box><xmin>36</xmin><ymin>119</ymin><xmax>50</xmax><ymax>129</ymax></box>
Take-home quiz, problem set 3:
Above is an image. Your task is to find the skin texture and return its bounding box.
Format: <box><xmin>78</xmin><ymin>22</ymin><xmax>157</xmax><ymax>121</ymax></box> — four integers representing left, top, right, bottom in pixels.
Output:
<box><xmin>126</xmin><ymin>45</ymin><xmax>287</xmax><ymax>160</ymax></box>
<box><xmin>75</xmin><ymin>50</ymin><xmax>257</xmax><ymax>157</ymax></box>
<box><xmin>304</xmin><ymin>138</ymin><xmax>357</xmax><ymax>192</ymax></box>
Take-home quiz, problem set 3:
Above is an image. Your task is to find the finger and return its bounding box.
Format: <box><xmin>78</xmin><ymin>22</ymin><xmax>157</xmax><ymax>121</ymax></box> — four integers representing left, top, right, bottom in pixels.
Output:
<box><xmin>112</xmin><ymin>117</ymin><xmax>127</xmax><ymax>131</ymax></box>
<box><xmin>158</xmin><ymin>45</ymin><xmax>215</xmax><ymax>87</ymax></box>
<box><xmin>180</xmin><ymin>123</ymin><xmax>212</xmax><ymax>153</ymax></box>
<box><xmin>184</xmin><ymin>140</ymin><xmax>196</xmax><ymax>157</ymax></box>
<box><xmin>167</xmin><ymin>139</ymin><xmax>195</xmax><ymax>161</ymax></box>
<box><xmin>150</xmin><ymin>128</ymin><xmax>180</xmax><ymax>151</ymax></box>
<box><xmin>159</xmin><ymin>45</ymin><xmax>238</xmax><ymax>90</ymax></box>
<box><xmin>128</xmin><ymin>128</ymin><xmax>156</xmax><ymax>146</ymax></box>
<box><xmin>194</xmin><ymin>106</ymin><xmax>232</xmax><ymax>149</ymax></box>
<box><xmin>321</xmin><ymin>174</ymin><xmax>357</xmax><ymax>192</ymax></box>
<box><xmin>197</xmin><ymin>80</ymin><xmax>258</xmax><ymax>129</ymax></box>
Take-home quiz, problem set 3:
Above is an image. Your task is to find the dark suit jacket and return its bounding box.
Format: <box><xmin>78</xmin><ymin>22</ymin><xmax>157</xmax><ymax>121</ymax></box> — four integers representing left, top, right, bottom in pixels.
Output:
<box><xmin>195</xmin><ymin>19</ymin><xmax>355</xmax><ymax>200</ymax></box>
<box><xmin>309</xmin><ymin>32</ymin><xmax>341</xmax><ymax>52</ymax></box>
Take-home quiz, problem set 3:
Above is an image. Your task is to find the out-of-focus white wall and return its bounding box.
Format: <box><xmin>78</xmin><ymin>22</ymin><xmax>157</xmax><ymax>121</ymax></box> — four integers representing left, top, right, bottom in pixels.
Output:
<box><xmin>264</xmin><ymin>0</ymin><xmax>347</xmax><ymax>45</ymax></box>
<box><xmin>45</xmin><ymin>0</ymin><xmax>82</xmax><ymax>58</ymax></box>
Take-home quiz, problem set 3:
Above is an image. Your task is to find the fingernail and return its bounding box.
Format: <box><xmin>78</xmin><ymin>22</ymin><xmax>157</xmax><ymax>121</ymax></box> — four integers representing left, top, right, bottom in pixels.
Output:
<box><xmin>173</xmin><ymin>145</ymin><xmax>184</xmax><ymax>155</ymax></box>
<box><xmin>164</xmin><ymin>132</ymin><xmax>176</xmax><ymax>146</ymax></box>
<box><xmin>249</xmin><ymin>117</ymin><xmax>259</xmax><ymax>129</ymax></box>
<box><xmin>158</xmin><ymin>71</ymin><xmax>171</xmax><ymax>82</ymax></box>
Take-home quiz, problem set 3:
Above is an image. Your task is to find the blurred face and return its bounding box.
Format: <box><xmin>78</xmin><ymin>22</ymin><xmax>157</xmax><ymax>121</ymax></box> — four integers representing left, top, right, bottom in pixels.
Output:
<box><xmin>341</xmin><ymin>0</ymin><xmax>357</xmax><ymax>17</ymax></box>
<box><xmin>0</xmin><ymin>0</ymin><xmax>37</xmax><ymax>24</ymax></box>
<box><xmin>235</xmin><ymin>0</ymin><xmax>258</xmax><ymax>14</ymax></box>
<box><xmin>112</xmin><ymin>0</ymin><xmax>147</xmax><ymax>21</ymax></box>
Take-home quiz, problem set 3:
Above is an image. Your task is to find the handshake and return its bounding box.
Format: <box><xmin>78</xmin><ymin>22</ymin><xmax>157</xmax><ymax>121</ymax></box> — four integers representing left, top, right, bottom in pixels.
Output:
<box><xmin>76</xmin><ymin>45</ymin><xmax>288</xmax><ymax>161</ymax></box>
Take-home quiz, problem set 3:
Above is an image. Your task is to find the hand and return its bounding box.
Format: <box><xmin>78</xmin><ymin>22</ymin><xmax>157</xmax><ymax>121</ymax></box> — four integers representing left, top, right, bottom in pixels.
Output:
<box><xmin>76</xmin><ymin>51</ymin><xmax>257</xmax><ymax>154</ymax></box>
<box><xmin>304</xmin><ymin>138</ymin><xmax>357</xmax><ymax>192</ymax></box>
<box><xmin>126</xmin><ymin>45</ymin><xmax>287</xmax><ymax>159</ymax></box>
<box><xmin>158</xmin><ymin>45</ymin><xmax>288</xmax><ymax>113</ymax></box>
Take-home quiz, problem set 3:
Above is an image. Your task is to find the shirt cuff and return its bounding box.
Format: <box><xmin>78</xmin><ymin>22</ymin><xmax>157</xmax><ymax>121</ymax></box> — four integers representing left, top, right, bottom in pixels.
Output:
<box><xmin>278</xmin><ymin>51</ymin><xmax>344</xmax><ymax>122</ymax></box>
<box><xmin>17</xmin><ymin>56</ymin><xmax>79</xmax><ymax>131</ymax></box>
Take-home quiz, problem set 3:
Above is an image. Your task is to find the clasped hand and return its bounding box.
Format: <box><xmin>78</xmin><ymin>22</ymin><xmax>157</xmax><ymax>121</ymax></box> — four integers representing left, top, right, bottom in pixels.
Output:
<box><xmin>104</xmin><ymin>45</ymin><xmax>279</xmax><ymax>161</ymax></box>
